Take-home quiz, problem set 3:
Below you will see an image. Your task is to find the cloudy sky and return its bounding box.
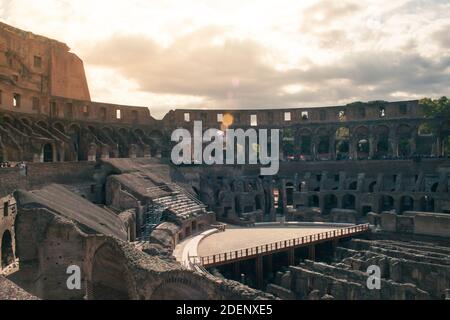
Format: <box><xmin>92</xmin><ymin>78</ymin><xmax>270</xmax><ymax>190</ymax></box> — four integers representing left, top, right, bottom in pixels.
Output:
<box><xmin>1</xmin><ymin>0</ymin><xmax>449</xmax><ymax>118</ymax></box>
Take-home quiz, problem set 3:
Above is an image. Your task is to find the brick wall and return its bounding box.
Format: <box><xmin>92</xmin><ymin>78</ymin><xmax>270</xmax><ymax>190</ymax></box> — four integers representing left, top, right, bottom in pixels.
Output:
<box><xmin>0</xmin><ymin>161</ymin><xmax>98</xmax><ymax>196</ymax></box>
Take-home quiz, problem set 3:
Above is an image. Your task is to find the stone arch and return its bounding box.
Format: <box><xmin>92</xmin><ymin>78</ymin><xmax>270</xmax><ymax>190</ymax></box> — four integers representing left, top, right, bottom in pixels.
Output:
<box><xmin>255</xmin><ymin>194</ymin><xmax>263</xmax><ymax>210</ymax></box>
<box><xmin>20</xmin><ymin>118</ymin><xmax>32</xmax><ymax>126</ymax></box>
<box><xmin>86</xmin><ymin>126</ymin><xmax>103</xmax><ymax>159</ymax></box>
<box><xmin>52</xmin><ymin>122</ymin><xmax>65</xmax><ymax>133</ymax></box>
<box><xmin>368</xmin><ymin>181</ymin><xmax>377</xmax><ymax>193</ymax></box>
<box><xmin>400</xmin><ymin>195</ymin><xmax>414</xmax><ymax>213</ymax></box>
<box><xmin>420</xmin><ymin>196</ymin><xmax>434</xmax><ymax>212</ymax></box>
<box><xmin>380</xmin><ymin>195</ymin><xmax>394</xmax><ymax>212</ymax></box>
<box><xmin>234</xmin><ymin>196</ymin><xmax>241</xmax><ymax>214</ymax></box>
<box><xmin>118</xmin><ymin>127</ymin><xmax>129</xmax><ymax>136</ymax></box>
<box><xmin>2</xmin><ymin>115</ymin><xmax>14</xmax><ymax>127</ymax></box>
<box><xmin>342</xmin><ymin>194</ymin><xmax>356</xmax><ymax>210</ymax></box>
<box><xmin>42</xmin><ymin>143</ymin><xmax>54</xmax><ymax>162</ymax></box>
<box><xmin>314</xmin><ymin>127</ymin><xmax>330</xmax><ymax>158</ymax></box>
<box><xmin>68</xmin><ymin>124</ymin><xmax>83</xmax><ymax>161</ymax></box>
<box><xmin>323</xmin><ymin>194</ymin><xmax>338</xmax><ymax>214</ymax></box>
<box><xmin>430</xmin><ymin>182</ymin><xmax>439</xmax><ymax>193</ymax></box>
<box><xmin>36</xmin><ymin>120</ymin><xmax>48</xmax><ymax>129</ymax></box>
<box><xmin>348</xmin><ymin>181</ymin><xmax>358</xmax><ymax>190</ymax></box>
<box><xmin>100</xmin><ymin>127</ymin><xmax>116</xmax><ymax>158</ymax></box>
<box><xmin>1</xmin><ymin>230</ymin><xmax>14</xmax><ymax>269</ymax></box>
<box><xmin>308</xmin><ymin>195</ymin><xmax>319</xmax><ymax>207</ymax></box>
<box><xmin>416</xmin><ymin>123</ymin><xmax>433</xmax><ymax>156</ymax></box>
<box><xmin>335</xmin><ymin>127</ymin><xmax>350</xmax><ymax>160</ymax></box>
<box><xmin>354</xmin><ymin>126</ymin><xmax>370</xmax><ymax>159</ymax></box>
<box><xmin>102</xmin><ymin>126</ymin><xmax>114</xmax><ymax>137</ymax></box>
<box><xmin>149</xmin><ymin>130</ymin><xmax>164</xmax><ymax>156</ymax></box>
<box><xmin>298</xmin><ymin>181</ymin><xmax>306</xmax><ymax>192</ymax></box>
<box><xmin>134</xmin><ymin>128</ymin><xmax>144</xmax><ymax>135</ymax></box>
<box><xmin>286</xmin><ymin>182</ymin><xmax>294</xmax><ymax>206</ymax></box>
<box><xmin>134</xmin><ymin>128</ymin><xmax>145</xmax><ymax>139</ymax></box>
<box><xmin>90</xmin><ymin>243</ymin><xmax>134</xmax><ymax>300</ymax></box>
<box><xmin>374</xmin><ymin>125</ymin><xmax>389</xmax><ymax>158</ymax></box>
<box><xmin>297</xmin><ymin>128</ymin><xmax>312</xmax><ymax>156</ymax></box>
<box><xmin>151</xmin><ymin>273</ymin><xmax>214</xmax><ymax>300</ymax></box>
<box><xmin>397</xmin><ymin>124</ymin><xmax>412</xmax><ymax>157</ymax></box>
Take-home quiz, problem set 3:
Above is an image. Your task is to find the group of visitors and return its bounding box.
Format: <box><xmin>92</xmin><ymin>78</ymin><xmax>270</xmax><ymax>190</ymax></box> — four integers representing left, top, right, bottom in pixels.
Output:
<box><xmin>0</xmin><ymin>161</ymin><xmax>27</xmax><ymax>170</ymax></box>
<box><xmin>0</xmin><ymin>161</ymin><xmax>12</xmax><ymax>168</ymax></box>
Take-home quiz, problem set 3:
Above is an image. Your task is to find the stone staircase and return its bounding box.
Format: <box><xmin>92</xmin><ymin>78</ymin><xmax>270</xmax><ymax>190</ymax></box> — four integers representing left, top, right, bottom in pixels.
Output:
<box><xmin>155</xmin><ymin>191</ymin><xmax>207</xmax><ymax>219</ymax></box>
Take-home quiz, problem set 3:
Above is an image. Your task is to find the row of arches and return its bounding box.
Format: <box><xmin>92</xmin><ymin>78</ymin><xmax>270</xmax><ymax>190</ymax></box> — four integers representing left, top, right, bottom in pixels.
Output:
<box><xmin>1</xmin><ymin>230</ymin><xmax>14</xmax><ymax>269</ymax></box>
<box><xmin>305</xmin><ymin>194</ymin><xmax>435</xmax><ymax>214</ymax></box>
<box><xmin>0</xmin><ymin>114</ymin><xmax>168</xmax><ymax>162</ymax></box>
<box><xmin>293</xmin><ymin>123</ymin><xmax>440</xmax><ymax>159</ymax></box>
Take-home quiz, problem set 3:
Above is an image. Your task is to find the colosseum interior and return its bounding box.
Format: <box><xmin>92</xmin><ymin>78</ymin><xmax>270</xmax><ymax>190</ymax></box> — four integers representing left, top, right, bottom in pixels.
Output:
<box><xmin>0</xmin><ymin>21</ymin><xmax>449</xmax><ymax>301</ymax></box>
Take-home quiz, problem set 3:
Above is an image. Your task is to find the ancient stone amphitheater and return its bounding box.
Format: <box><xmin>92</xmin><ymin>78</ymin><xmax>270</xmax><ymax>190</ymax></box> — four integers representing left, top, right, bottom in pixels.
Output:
<box><xmin>0</xmin><ymin>22</ymin><xmax>449</xmax><ymax>300</ymax></box>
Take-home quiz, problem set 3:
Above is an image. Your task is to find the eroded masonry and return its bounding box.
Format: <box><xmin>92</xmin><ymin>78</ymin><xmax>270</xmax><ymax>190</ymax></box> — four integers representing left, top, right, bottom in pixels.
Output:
<box><xmin>0</xmin><ymin>22</ymin><xmax>449</xmax><ymax>300</ymax></box>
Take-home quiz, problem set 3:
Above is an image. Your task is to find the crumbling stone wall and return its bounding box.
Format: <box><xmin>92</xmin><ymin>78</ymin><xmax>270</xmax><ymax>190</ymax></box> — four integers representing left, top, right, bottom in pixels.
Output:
<box><xmin>194</xmin><ymin>166</ymin><xmax>449</xmax><ymax>223</ymax></box>
<box><xmin>0</xmin><ymin>194</ymin><xmax>16</xmax><ymax>272</ymax></box>
<box><xmin>10</xmin><ymin>203</ymin><xmax>272</xmax><ymax>300</ymax></box>
<box><xmin>267</xmin><ymin>238</ymin><xmax>450</xmax><ymax>300</ymax></box>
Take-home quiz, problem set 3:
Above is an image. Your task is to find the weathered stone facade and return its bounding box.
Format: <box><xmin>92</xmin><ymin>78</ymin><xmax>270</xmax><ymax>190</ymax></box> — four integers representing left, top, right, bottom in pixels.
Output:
<box><xmin>0</xmin><ymin>22</ymin><xmax>449</xmax><ymax>300</ymax></box>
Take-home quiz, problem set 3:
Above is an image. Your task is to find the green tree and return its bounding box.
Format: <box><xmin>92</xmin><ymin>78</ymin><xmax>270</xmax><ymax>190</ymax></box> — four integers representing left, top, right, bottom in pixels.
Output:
<box><xmin>420</xmin><ymin>96</ymin><xmax>450</xmax><ymax>155</ymax></box>
<box><xmin>420</xmin><ymin>96</ymin><xmax>450</xmax><ymax>121</ymax></box>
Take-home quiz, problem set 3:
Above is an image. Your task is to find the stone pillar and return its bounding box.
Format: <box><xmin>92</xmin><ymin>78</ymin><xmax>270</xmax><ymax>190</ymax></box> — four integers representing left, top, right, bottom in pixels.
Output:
<box><xmin>287</xmin><ymin>247</ymin><xmax>295</xmax><ymax>266</ymax></box>
<box><xmin>143</xmin><ymin>145</ymin><xmax>151</xmax><ymax>158</ymax></box>
<box><xmin>87</xmin><ymin>144</ymin><xmax>97</xmax><ymax>162</ymax></box>
<box><xmin>52</xmin><ymin>144</ymin><xmax>58</xmax><ymax>162</ymax></box>
<box><xmin>395</xmin><ymin>174</ymin><xmax>402</xmax><ymax>192</ymax></box>
<box><xmin>265</xmin><ymin>255</ymin><xmax>273</xmax><ymax>276</ymax></box>
<box><xmin>101</xmin><ymin>146</ymin><xmax>110</xmax><ymax>159</ymax></box>
<box><xmin>394</xmin><ymin>197</ymin><xmax>402</xmax><ymax>215</ymax></box>
<box><xmin>255</xmin><ymin>255</ymin><xmax>264</xmax><ymax>289</ymax></box>
<box><xmin>58</xmin><ymin>146</ymin><xmax>65</xmax><ymax>162</ymax></box>
<box><xmin>357</xmin><ymin>173</ymin><xmax>365</xmax><ymax>192</ymax></box>
<box><xmin>349</xmin><ymin>139</ymin><xmax>357</xmax><ymax>160</ymax></box>
<box><xmin>391</xmin><ymin>137</ymin><xmax>398</xmax><ymax>157</ymax></box>
<box><xmin>129</xmin><ymin>144</ymin><xmax>137</xmax><ymax>159</ymax></box>
<box><xmin>413</xmin><ymin>198</ymin><xmax>421</xmax><ymax>211</ymax></box>
<box><xmin>311</xmin><ymin>141</ymin><xmax>317</xmax><ymax>161</ymax></box>
<box><xmin>338</xmin><ymin>171</ymin><xmax>346</xmax><ymax>191</ymax></box>
<box><xmin>415</xmin><ymin>172</ymin><xmax>424</xmax><ymax>192</ymax></box>
<box><xmin>369</xmin><ymin>135</ymin><xmax>375</xmax><ymax>158</ymax></box>
<box><xmin>280</xmin><ymin>179</ymin><xmax>288</xmax><ymax>215</ymax></box>
<box><xmin>330</xmin><ymin>136</ymin><xmax>336</xmax><ymax>160</ymax></box>
<box><xmin>319</xmin><ymin>194</ymin><xmax>325</xmax><ymax>214</ymax></box>
<box><xmin>308</xmin><ymin>245</ymin><xmax>316</xmax><ymax>261</ymax></box>
<box><xmin>435</xmin><ymin>137</ymin><xmax>442</xmax><ymax>156</ymax></box>
<box><xmin>410</xmin><ymin>136</ymin><xmax>416</xmax><ymax>155</ymax></box>
<box><xmin>232</xmin><ymin>262</ymin><xmax>240</xmax><ymax>279</ymax></box>
<box><xmin>33</xmin><ymin>153</ymin><xmax>41</xmax><ymax>163</ymax></box>
<box><xmin>375</xmin><ymin>173</ymin><xmax>384</xmax><ymax>192</ymax></box>
<box><xmin>319</xmin><ymin>171</ymin><xmax>328</xmax><ymax>191</ymax></box>
<box><xmin>438</xmin><ymin>172</ymin><xmax>448</xmax><ymax>193</ymax></box>
<box><xmin>332</xmin><ymin>239</ymin><xmax>339</xmax><ymax>251</ymax></box>
<box><xmin>337</xmin><ymin>195</ymin><xmax>342</xmax><ymax>209</ymax></box>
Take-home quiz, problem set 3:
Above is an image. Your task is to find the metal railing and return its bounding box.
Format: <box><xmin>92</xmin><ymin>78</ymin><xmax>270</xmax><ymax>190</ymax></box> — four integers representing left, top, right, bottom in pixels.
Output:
<box><xmin>199</xmin><ymin>224</ymin><xmax>370</xmax><ymax>267</ymax></box>
<box><xmin>137</xmin><ymin>203</ymin><xmax>166</xmax><ymax>241</ymax></box>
